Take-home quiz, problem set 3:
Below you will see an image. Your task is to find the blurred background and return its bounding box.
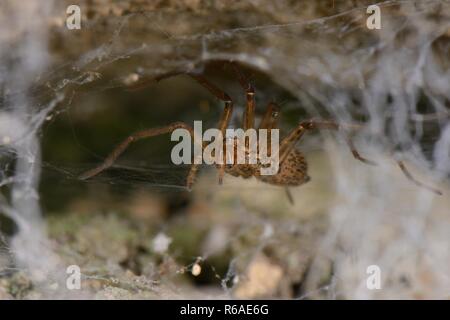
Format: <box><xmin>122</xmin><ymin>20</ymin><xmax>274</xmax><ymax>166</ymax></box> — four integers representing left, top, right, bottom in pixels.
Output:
<box><xmin>0</xmin><ymin>0</ymin><xmax>450</xmax><ymax>299</ymax></box>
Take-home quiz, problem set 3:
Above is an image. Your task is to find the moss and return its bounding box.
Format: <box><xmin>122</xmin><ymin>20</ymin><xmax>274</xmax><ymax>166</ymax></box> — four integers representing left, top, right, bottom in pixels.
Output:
<box><xmin>5</xmin><ymin>272</ymin><xmax>33</xmax><ymax>299</ymax></box>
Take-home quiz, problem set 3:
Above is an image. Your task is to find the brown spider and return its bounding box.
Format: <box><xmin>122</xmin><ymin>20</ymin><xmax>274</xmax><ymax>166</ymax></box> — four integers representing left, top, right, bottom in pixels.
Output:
<box><xmin>79</xmin><ymin>63</ymin><xmax>442</xmax><ymax>197</ymax></box>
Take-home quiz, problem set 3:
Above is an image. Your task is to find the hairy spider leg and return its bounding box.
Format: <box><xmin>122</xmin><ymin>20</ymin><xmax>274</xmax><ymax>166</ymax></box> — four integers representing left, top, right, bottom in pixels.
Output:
<box><xmin>81</xmin><ymin>71</ymin><xmax>237</xmax><ymax>189</ymax></box>
<box><xmin>278</xmin><ymin>120</ymin><xmax>375</xmax><ymax>166</ymax></box>
<box><xmin>257</xmin><ymin>102</ymin><xmax>296</xmax><ymax>203</ymax></box>
<box><xmin>258</xmin><ymin>102</ymin><xmax>280</xmax><ymax>131</ymax></box>
<box><xmin>187</xmin><ymin>73</ymin><xmax>234</xmax><ymax>187</ymax></box>
<box><xmin>277</xmin><ymin>119</ymin><xmax>441</xmax><ymax>195</ymax></box>
<box><xmin>78</xmin><ymin>122</ymin><xmax>196</xmax><ymax>180</ymax></box>
<box><xmin>257</xmin><ymin>101</ymin><xmax>298</xmax><ymax>201</ymax></box>
<box><xmin>229</xmin><ymin>62</ymin><xmax>256</xmax><ymax>131</ymax></box>
<box><xmin>397</xmin><ymin>160</ymin><xmax>442</xmax><ymax>195</ymax></box>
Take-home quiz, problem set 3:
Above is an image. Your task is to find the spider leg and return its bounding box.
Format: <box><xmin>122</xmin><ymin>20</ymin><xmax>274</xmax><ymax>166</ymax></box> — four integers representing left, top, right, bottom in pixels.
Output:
<box><xmin>278</xmin><ymin>123</ymin><xmax>307</xmax><ymax>165</ymax></box>
<box><xmin>139</xmin><ymin>70</ymin><xmax>236</xmax><ymax>186</ymax></box>
<box><xmin>129</xmin><ymin>69</ymin><xmax>235</xmax><ymax>134</ymax></box>
<box><xmin>278</xmin><ymin>119</ymin><xmax>375</xmax><ymax>165</ymax></box>
<box><xmin>285</xmin><ymin>187</ymin><xmax>295</xmax><ymax>205</ymax></box>
<box><xmin>186</xmin><ymin>163</ymin><xmax>200</xmax><ymax>190</ymax></box>
<box><xmin>217</xmin><ymin>103</ymin><xmax>234</xmax><ymax>185</ymax></box>
<box><xmin>278</xmin><ymin>119</ymin><xmax>441</xmax><ymax>195</ymax></box>
<box><xmin>229</xmin><ymin>62</ymin><xmax>255</xmax><ymax>131</ymax></box>
<box><xmin>187</xmin><ymin>73</ymin><xmax>234</xmax><ymax>185</ymax></box>
<box><xmin>258</xmin><ymin>102</ymin><xmax>280</xmax><ymax>156</ymax></box>
<box><xmin>397</xmin><ymin>161</ymin><xmax>442</xmax><ymax>195</ymax></box>
<box><xmin>122</xmin><ymin>69</ymin><xmax>238</xmax><ymax>187</ymax></box>
<box><xmin>263</xmin><ymin>105</ymin><xmax>305</xmax><ymax>201</ymax></box>
<box><xmin>258</xmin><ymin>102</ymin><xmax>280</xmax><ymax>130</ymax></box>
<box><xmin>79</xmin><ymin>122</ymin><xmax>196</xmax><ymax>183</ymax></box>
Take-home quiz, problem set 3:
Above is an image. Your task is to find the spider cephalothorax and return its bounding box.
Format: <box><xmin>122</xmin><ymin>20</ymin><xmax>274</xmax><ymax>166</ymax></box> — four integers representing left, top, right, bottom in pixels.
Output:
<box><xmin>79</xmin><ymin>62</ymin><xmax>442</xmax><ymax>197</ymax></box>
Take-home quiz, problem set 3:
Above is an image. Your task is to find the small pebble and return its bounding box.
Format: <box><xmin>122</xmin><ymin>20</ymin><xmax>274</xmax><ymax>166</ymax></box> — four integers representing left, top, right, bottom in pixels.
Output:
<box><xmin>191</xmin><ymin>263</ymin><xmax>201</xmax><ymax>276</ymax></box>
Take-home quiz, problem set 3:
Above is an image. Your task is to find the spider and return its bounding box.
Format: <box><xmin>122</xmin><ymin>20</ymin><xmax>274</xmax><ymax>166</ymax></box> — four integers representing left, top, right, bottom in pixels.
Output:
<box><xmin>79</xmin><ymin>63</ymin><xmax>442</xmax><ymax>198</ymax></box>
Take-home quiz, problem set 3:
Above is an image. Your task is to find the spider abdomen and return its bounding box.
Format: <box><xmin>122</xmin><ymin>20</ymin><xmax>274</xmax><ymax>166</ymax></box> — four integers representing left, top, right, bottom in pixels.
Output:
<box><xmin>257</xmin><ymin>150</ymin><xmax>310</xmax><ymax>186</ymax></box>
